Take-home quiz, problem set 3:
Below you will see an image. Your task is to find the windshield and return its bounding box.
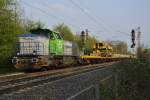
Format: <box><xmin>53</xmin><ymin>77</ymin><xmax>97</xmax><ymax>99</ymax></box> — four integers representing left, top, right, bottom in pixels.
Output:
<box><xmin>55</xmin><ymin>32</ymin><xmax>62</xmax><ymax>39</ymax></box>
<box><xmin>49</xmin><ymin>32</ymin><xmax>55</xmax><ymax>40</ymax></box>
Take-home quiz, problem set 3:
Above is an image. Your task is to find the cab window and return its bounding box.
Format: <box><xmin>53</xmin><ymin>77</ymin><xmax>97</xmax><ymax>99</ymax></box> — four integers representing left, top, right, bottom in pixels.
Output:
<box><xmin>49</xmin><ymin>32</ymin><xmax>55</xmax><ymax>40</ymax></box>
<box><xmin>55</xmin><ymin>32</ymin><xmax>62</xmax><ymax>39</ymax></box>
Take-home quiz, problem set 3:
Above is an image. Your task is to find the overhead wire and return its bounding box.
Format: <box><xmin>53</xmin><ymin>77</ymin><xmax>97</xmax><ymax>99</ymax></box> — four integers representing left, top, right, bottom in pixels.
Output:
<box><xmin>69</xmin><ymin>0</ymin><xmax>131</xmax><ymax>37</ymax></box>
<box><xmin>116</xmin><ymin>30</ymin><xmax>130</xmax><ymax>36</ymax></box>
<box><xmin>21</xmin><ymin>0</ymin><xmax>81</xmax><ymax>30</ymax></box>
<box><xmin>22</xmin><ymin>1</ymin><xmax>63</xmax><ymax>22</ymax></box>
<box><xmin>36</xmin><ymin>0</ymin><xmax>81</xmax><ymax>30</ymax></box>
<box><xmin>75</xmin><ymin>0</ymin><xmax>115</xmax><ymax>31</ymax></box>
<box><xmin>22</xmin><ymin>0</ymin><xmax>131</xmax><ymax>38</ymax></box>
<box><xmin>49</xmin><ymin>0</ymin><xmax>98</xmax><ymax>31</ymax></box>
<box><xmin>69</xmin><ymin>0</ymin><xmax>114</xmax><ymax>34</ymax></box>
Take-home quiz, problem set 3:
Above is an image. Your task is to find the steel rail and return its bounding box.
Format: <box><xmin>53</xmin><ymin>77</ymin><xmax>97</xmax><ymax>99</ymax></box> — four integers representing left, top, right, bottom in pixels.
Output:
<box><xmin>0</xmin><ymin>62</ymin><xmax>117</xmax><ymax>96</ymax></box>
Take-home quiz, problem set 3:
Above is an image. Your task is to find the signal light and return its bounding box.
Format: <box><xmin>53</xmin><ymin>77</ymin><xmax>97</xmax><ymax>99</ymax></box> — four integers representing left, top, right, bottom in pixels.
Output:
<box><xmin>131</xmin><ymin>29</ymin><xmax>135</xmax><ymax>41</ymax></box>
<box><xmin>131</xmin><ymin>29</ymin><xmax>136</xmax><ymax>48</ymax></box>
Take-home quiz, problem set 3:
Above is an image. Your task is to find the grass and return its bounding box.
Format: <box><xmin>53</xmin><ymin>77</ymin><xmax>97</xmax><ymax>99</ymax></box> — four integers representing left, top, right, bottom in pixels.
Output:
<box><xmin>98</xmin><ymin>58</ymin><xmax>150</xmax><ymax>100</ymax></box>
<box><xmin>0</xmin><ymin>65</ymin><xmax>20</xmax><ymax>75</ymax></box>
<box><xmin>115</xmin><ymin>58</ymin><xmax>150</xmax><ymax>100</ymax></box>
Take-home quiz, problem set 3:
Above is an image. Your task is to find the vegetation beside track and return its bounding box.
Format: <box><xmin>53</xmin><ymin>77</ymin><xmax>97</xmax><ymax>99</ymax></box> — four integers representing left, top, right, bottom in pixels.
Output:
<box><xmin>98</xmin><ymin>58</ymin><xmax>150</xmax><ymax>100</ymax></box>
<box><xmin>0</xmin><ymin>65</ymin><xmax>19</xmax><ymax>75</ymax></box>
<box><xmin>0</xmin><ymin>60</ymin><xmax>20</xmax><ymax>75</ymax></box>
<box><xmin>115</xmin><ymin>58</ymin><xmax>150</xmax><ymax>100</ymax></box>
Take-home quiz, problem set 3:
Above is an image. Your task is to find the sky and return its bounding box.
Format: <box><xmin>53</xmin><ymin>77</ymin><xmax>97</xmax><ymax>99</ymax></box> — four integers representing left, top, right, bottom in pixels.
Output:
<box><xmin>18</xmin><ymin>0</ymin><xmax>150</xmax><ymax>47</ymax></box>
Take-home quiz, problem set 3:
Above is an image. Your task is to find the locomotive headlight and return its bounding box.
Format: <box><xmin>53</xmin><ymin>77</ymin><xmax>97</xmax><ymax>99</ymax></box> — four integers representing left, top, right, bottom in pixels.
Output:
<box><xmin>16</xmin><ymin>52</ymin><xmax>20</xmax><ymax>56</ymax></box>
<box><xmin>33</xmin><ymin>50</ymin><xmax>37</xmax><ymax>55</ymax></box>
<box><xmin>33</xmin><ymin>52</ymin><xmax>36</xmax><ymax>55</ymax></box>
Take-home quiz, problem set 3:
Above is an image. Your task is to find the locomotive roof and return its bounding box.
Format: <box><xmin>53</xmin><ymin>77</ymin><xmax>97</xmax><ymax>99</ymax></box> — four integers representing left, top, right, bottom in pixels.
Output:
<box><xmin>19</xmin><ymin>29</ymin><xmax>61</xmax><ymax>38</ymax></box>
<box><xmin>18</xmin><ymin>33</ymin><xmax>38</xmax><ymax>37</ymax></box>
<box><xmin>30</xmin><ymin>28</ymin><xmax>61</xmax><ymax>37</ymax></box>
<box><xmin>30</xmin><ymin>28</ymin><xmax>50</xmax><ymax>37</ymax></box>
<box><xmin>18</xmin><ymin>33</ymin><xmax>48</xmax><ymax>38</ymax></box>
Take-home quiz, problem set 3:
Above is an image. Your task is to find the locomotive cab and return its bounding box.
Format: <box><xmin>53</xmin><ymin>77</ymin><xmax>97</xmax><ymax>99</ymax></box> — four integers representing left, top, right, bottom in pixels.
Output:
<box><xmin>12</xmin><ymin>29</ymin><xmax>64</xmax><ymax>71</ymax></box>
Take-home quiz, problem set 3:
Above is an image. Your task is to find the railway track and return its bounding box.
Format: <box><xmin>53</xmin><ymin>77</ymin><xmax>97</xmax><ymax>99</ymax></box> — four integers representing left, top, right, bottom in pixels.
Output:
<box><xmin>0</xmin><ymin>62</ymin><xmax>117</xmax><ymax>96</ymax></box>
<box><xmin>0</xmin><ymin>72</ymin><xmax>25</xmax><ymax>81</ymax></box>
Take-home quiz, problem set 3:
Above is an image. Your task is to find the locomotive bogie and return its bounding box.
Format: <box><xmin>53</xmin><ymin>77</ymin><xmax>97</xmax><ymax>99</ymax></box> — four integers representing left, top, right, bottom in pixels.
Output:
<box><xmin>12</xmin><ymin>56</ymin><xmax>51</xmax><ymax>71</ymax></box>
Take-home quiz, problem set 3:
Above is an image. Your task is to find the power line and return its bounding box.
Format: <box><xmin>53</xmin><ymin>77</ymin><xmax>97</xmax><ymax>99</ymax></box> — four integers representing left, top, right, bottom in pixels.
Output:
<box><xmin>75</xmin><ymin>0</ymin><xmax>115</xmax><ymax>31</ymax></box>
<box><xmin>21</xmin><ymin>0</ymin><xmax>81</xmax><ymax>30</ymax></box>
<box><xmin>37</xmin><ymin>0</ymin><xmax>81</xmax><ymax>30</ymax></box>
<box><xmin>22</xmin><ymin>1</ymin><xmax>62</xmax><ymax>21</ymax></box>
<box><xmin>22</xmin><ymin>0</ymin><xmax>129</xmax><ymax>37</ymax></box>
<box><xmin>116</xmin><ymin>30</ymin><xmax>130</xmax><ymax>36</ymax></box>
<box><xmin>69</xmin><ymin>0</ymin><xmax>131</xmax><ymax>37</ymax></box>
<box><xmin>69</xmin><ymin>0</ymin><xmax>114</xmax><ymax>34</ymax></box>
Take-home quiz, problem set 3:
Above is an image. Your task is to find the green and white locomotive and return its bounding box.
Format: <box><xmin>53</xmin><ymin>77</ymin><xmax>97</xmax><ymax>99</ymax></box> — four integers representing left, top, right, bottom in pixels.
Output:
<box><xmin>12</xmin><ymin>29</ymin><xmax>80</xmax><ymax>71</ymax></box>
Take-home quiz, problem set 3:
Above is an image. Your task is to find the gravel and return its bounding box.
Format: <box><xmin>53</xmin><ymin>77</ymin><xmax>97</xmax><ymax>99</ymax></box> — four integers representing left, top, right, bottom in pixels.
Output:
<box><xmin>1</xmin><ymin>65</ymin><xmax>114</xmax><ymax>100</ymax></box>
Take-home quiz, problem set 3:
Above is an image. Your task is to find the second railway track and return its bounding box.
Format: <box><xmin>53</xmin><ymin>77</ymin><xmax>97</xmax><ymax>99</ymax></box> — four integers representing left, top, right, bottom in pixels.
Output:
<box><xmin>0</xmin><ymin>62</ymin><xmax>117</xmax><ymax>96</ymax></box>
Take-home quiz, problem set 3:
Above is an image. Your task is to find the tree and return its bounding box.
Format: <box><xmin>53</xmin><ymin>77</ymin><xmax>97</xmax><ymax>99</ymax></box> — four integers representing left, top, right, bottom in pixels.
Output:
<box><xmin>74</xmin><ymin>33</ymin><xmax>97</xmax><ymax>54</ymax></box>
<box><xmin>107</xmin><ymin>41</ymin><xmax>128</xmax><ymax>54</ymax></box>
<box><xmin>0</xmin><ymin>0</ymin><xmax>21</xmax><ymax>65</ymax></box>
<box><xmin>137</xmin><ymin>46</ymin><xmax>150</xmax><ymax>59</ymax></box>
<box><xmin>53</xmin><ymin>23</ymin><xmax>74</xmax><ymax>41</ymax></box>
<box><xmin>24</xmin><ymin>19</ymin><xmax>45</xmax><ymax>32</ymax></box>
<box><xmin>143</xmin><ymin>48</ymin><xmax>150</xmax><ymax>57</ymax></box>
<box><xmin>53</xmin><ymin>23</ymin><xmax>97</xmax><ymax>53</ymax></box>
<box><xmin>85</xmin><ymin>36</ymin><xmax>97</xmax><ymax>53</ymax></box>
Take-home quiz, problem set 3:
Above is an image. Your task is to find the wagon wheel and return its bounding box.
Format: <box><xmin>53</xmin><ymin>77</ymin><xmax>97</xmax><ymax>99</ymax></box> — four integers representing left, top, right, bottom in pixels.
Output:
<box><xmin>41</xmin><ymin>67</ymin><xmax>48</xmax><ymax>71</ymax></box>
